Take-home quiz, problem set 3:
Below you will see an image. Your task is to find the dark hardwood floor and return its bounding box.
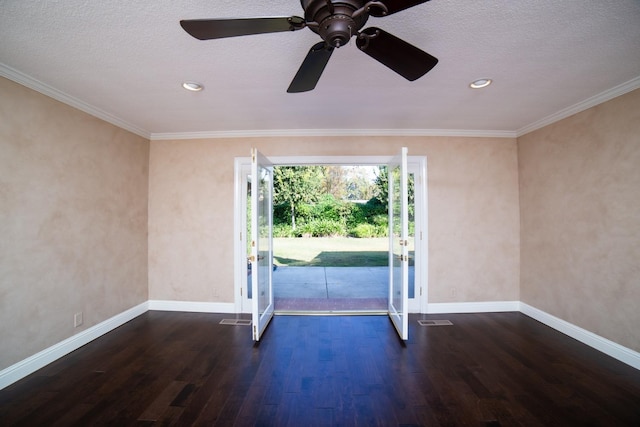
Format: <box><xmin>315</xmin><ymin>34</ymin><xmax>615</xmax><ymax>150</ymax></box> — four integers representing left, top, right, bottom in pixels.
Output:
<box><xmin>1</xmin><ymin>311</ymin><xmax>639</xmax><ymax>426</ymax></box>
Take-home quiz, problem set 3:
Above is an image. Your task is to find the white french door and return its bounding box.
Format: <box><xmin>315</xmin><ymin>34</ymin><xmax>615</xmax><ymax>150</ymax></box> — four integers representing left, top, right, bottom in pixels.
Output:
<box><xmin>388</xmin><ymin>147</ymin><xmax>410</xmax><ymax>340</ymax></box>
<box><xmin>251</xmin><ymin>148</ymin><xmax>275</xmax><ymax>341</ymax></box>
<box><xmin>235</xmin><ymin>154</ymin><xmax>427</xmax><ymax>317</ymax></box>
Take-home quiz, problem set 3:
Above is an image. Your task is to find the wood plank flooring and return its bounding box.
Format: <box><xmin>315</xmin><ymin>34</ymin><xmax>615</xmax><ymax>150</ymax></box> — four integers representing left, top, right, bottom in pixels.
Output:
<box><xmin>1</xmin><ymin>312</ymin><xmax>639</xmax><ymax>426</ymax></box>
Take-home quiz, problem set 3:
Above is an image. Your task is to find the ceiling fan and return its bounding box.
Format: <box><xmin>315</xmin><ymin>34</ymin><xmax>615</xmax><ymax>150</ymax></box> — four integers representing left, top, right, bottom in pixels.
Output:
<box><xmin>180</xmin><ymin>0</ymin><xmax>438</xmax><ymax>93</ymax></box>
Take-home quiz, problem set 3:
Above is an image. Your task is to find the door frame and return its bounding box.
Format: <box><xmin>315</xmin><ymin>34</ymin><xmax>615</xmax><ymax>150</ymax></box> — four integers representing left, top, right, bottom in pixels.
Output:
<box><xmin>233</xmin><ymin>155</ymin><xmax>429</xmax><ymax>313</ymax></box>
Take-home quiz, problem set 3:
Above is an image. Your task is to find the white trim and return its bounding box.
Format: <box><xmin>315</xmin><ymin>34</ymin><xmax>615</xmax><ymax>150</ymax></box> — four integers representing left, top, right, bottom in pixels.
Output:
<box><xmin>427</xmin><ymin>301</ymin><xmax>520</xmax><ymax>314</ymax></box>
<box><xmin>520</xmin><ymin>303</ymin><xmax>640</xmax><ymax>370</ymax></box>
<box><xmin>233</xmin><ymin>155</ymin><xmax>429</xmax><ymax>315</ymax></box>
<box><xmin>0</xmin><ymin>302</ymin><xmax>148</xmax><ymax>390</ymax></box>
<box><xmin>147</xmin><ymin>300</ymin><xmax>236</xmax><ymax>313</ymax></box>
<box><xmin>0</xmin><ymin>63</ymin><xmax>150</xmax><ymax>139</ymax></box>
<box><xmin>6</xmin><ymin>60</ymin><xmax>636</xmax><ymax>142</ymax></box>
<box><xmin>150</xmin><ymin>128</ymin><xmax>517</xmax><ymax>140</ymax></box>
<box><xmin>5</xmin><ymin>60</ymin><xmax>637</xmax><ymax>142</ymax></box>
<box><xmin>417</xmin><ymin>156</ymin><xmax>429</xmax><ymax>313</ymax></box>
<box><xmin>516</xmin><ymin>75</ymin><xmax>640</xmax><ymax>137</ymax></box>
<box><xmin>269</xmin><ymin>155</ymin><xmax>395</xmax><ymax>166</ymax></box>
<box><xmin>233</xmin><ymin>158</ymin><xmax>247</xmax><ymax>314</ymax></box>
<box><xmin>3</xmin><ymin>300</ymin><xmax>638</xmax><ymax>390</ymax></box>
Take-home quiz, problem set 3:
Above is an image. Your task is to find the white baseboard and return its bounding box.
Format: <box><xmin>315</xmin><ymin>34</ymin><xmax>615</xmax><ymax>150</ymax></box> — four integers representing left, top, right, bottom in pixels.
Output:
<box><xmin>520</xmin><ymin>302</ymin><xmax>640</xmax><ymax>370</ymax></box>
<box><xmin>426</xmin><ymin>300</ymin><xmax>520</xmax><ymax>314</ymax></box>
<box><xmin>148</xmin><ymin>300</ymin><xmax>236</xmax><ymax>313</ymax></box>
<box><xmin>0</xmin><ymin>301</ymin><xmax>148</xmax><ymax>390</ymax></box>
<box><xmin>3</xmin><ymin>299</ymin><xmax>637</xmax><ymax>390</ymax></box>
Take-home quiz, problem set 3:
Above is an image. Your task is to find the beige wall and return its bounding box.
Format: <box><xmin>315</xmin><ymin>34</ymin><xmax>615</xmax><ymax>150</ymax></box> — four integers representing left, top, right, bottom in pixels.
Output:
<box><xmin>148</xmin><ymin>136</ymin><xmax>521</xmax><ymax>305</ymax></box>
<box><xmin>519</xmin><ymin>89</ymin><xmax>640</xmax><ymax>352</ymax></box>
<box><xmin>0</xmin><ymin>77</ymin><xmax>149</xmax><ymax>370</ymax></box>
<box><xmin>3</xmin><ymin>73</ymin><xmax>638</xmax><ymax>370</ymax></box>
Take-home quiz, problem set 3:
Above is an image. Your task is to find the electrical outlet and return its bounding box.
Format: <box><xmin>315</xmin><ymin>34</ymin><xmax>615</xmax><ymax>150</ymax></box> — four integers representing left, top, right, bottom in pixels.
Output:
<box><xmin>74</xmin><ymin>312</ymin><xmax>83</xmax><ymax>328</ymax></box>
<box><xmin>450</xmin><ymin>287</ymin><xmax>457</xmax><ymax>298</ymax></box>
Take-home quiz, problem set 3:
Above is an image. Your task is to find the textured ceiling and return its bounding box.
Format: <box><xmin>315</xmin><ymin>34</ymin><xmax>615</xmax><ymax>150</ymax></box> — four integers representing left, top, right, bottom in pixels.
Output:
<box><xmin>1</xmin><ymin>0</ymin><xmax>640</xmax><ymax>139</ymax></box>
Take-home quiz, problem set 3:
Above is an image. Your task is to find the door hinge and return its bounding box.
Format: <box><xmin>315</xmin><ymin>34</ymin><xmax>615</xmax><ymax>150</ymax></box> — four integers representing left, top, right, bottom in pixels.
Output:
<box><xmin>240</xmin><ymin>287</ymin><xmax>243</xmax><ymax>296</ymax></box>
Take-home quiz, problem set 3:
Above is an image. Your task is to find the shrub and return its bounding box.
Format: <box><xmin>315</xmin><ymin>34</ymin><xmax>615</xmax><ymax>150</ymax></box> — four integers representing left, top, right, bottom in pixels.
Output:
<box><xmin>299</xmin><ymin>219</ymin><xmax>345</xmax><ymax>237</ymax></box>
<box><xmin>273</xmin><ymin>224</ymin><xmax>296</xmax><ymax>238</ymax></box>
<box><xmin>273</xmin><ymin>202</ymin><xmax>291</xmax><ymax>225</ymax></box>
<box><xmin>346</xmin><ymin>203</ymin><xmax>366</xmax><ymax>228</ymax></box>
<box><xmin>296</xmin><ymin>203</ymin><xmax>314</xmax><ymax>223</ymax></box>
<box><xmin>371</xmin><ymin>214</ymin><xmax>388</xmax><ymax>227</ymax></box>
<box><xmin>349</xmin><ymin>223</ymin><xmax>377</xmax><ymax>238</ymax></box>
<box><xmin>311</xmin><ymin>194</ymin><xmax>347</xmax><ymax>222</ymax></box>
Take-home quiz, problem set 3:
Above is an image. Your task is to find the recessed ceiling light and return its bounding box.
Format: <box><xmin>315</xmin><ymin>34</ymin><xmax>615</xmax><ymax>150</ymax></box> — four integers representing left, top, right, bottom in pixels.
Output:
<box><xmin>469</xmin><ymin>79</ymin><xmax>492</xmax><ymax>89</ymax></box>
<box><xmin>182</xmin><ymin>82</ymin><xmax>204</xmax><ymax>92</ymax></box>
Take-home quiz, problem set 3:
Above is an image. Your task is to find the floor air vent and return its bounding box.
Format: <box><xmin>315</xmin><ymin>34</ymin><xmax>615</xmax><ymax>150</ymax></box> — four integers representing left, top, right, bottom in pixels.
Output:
<box><xmin>418</xmin><ymin>319</ymin><xmax>453</xmax><ymax>326</ymax></box>
<box><xmin>219</xmin><ymin>319</ymin><xmax>252</xmax><ymax>326</ymax></box>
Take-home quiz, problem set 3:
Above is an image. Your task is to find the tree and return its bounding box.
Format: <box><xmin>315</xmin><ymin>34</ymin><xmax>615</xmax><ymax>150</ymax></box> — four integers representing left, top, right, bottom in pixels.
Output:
<box><xmin>373</xmin><ymin>166</ymin><xmax>389</xmax><ymax>206</ymax></box>
<box><xmin>273</xmin><ymin>166</ymin><xmax>324</xmax><ymax>229</ymax></box>
<box><xmin>373</xmin><ymin>166</ymin><xmax>415</xmax><ymax>221</ymax></box>
<box><xmin>345</xmin><ymin>166</ymin><xmax>377</xmax><ymax>200</ymax></box>
<box><xmin>320</xmin><ymin>166</ymin><xmax>347</xmax><ymax>200</ymax></box>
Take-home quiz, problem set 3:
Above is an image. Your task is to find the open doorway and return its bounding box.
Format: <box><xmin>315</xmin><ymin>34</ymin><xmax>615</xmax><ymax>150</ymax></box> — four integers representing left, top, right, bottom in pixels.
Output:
<box><xmin>272</xmin><ymin>165</ymin><xmax>395</xmax><ymax>313</ymax></box>
<box><xmin>234</xmin><ymin>155</ymin><xmax>427</xmax><ymax>314</ymax></box>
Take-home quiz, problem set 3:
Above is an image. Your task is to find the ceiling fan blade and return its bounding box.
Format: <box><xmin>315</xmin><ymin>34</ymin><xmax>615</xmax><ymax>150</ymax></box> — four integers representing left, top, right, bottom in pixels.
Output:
<box><xmin>371</xmin><ymin>0</ymin><xmax>431</xmax><ymax>17</ymax></box>
<box><xmin>180</xmin><ymin>17</ymin><xmax>305</xmax><ymax>40</ymax></box>
<box><xmin>287</xmin><ymin>42</ymin><xmax>334</xmax><ymax>93</ymax></box>
<box><xmin>356</xmin><ymin>27</ymin><xmax>438</xmax><ymax>81</ymax></box>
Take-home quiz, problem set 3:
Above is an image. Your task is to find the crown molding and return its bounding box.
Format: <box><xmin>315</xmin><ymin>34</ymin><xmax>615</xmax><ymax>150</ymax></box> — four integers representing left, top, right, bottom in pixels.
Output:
<box><xmin>516</xmin><ymin>75</ymin><xmax>640</xmax><ymax>137</ymax></box>
<box><xmin>0</xmin><ymin>63</ymin><xmax>150</xmax><ymax>139</ymax></box>
<box><xmin>150</xmin><ymin>128</ymin><xmax>517</xmax><ymax>141</ymax></box>
<box><xmin>5</xmin><ymin>61</ymin><xmax>637</xmax><ymax>142</ymax></box>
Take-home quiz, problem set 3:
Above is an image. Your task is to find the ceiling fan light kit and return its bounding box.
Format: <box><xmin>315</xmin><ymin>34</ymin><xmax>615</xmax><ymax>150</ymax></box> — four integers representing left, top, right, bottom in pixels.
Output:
<box><xmin>180</xmin><ymin>0</ymin><xmax>438</xmax><ymax>93</ymax></box>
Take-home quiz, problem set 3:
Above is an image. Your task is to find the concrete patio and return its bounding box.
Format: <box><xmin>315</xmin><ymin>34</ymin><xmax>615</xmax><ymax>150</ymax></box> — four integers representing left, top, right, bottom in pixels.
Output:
<box><xmin>271</xmin><ymin>266</ymin><xmax>414</xmax><ymax>312</ymax></box>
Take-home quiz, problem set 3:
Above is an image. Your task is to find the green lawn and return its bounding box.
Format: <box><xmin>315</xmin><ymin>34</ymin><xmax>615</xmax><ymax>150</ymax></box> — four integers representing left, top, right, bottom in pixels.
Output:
<box><xmin>273</xmin><ymin>237</ymin><xmax>414</xmax><ymax>267</ymax></box>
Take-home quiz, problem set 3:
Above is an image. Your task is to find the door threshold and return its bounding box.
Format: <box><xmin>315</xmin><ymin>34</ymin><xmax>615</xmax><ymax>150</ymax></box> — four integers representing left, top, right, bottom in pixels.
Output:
<box><xmin>275</xmin><ymin>310</ymin><xmax>387</xmax><ymax>316</ymax></box>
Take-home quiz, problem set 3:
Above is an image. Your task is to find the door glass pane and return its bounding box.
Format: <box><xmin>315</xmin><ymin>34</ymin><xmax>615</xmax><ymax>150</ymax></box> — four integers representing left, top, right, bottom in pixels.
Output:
<box><xmin>391</xmin><ymin>165</ymin><xmax>403</xmax><ymax>315</ymax></box>
<box><xmin>256</xmin><ymin>166</ymin><xmax>272</xmax><ymax>320</ymax></box>
<box><xmin>388</xmin><ymin>147</ymin><xmax>409</xmax><ymax>340</ymax></box>
<box><xmin>408</xmin><ymin>172</ymin><xmax>415</xmax><ymax>299</ymax></box>
<box><xmin>246</xmin><ymin>174</ymin><xmax>252</xmax><ymax>299</ymax></box>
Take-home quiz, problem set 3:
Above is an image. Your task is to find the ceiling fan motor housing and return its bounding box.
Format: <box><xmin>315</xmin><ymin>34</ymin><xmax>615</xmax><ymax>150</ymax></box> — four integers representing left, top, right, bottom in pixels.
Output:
<box><xmin>301</xmin><ymin>0</ymin><xmax>369</xmax><ymax>48</ymax></box>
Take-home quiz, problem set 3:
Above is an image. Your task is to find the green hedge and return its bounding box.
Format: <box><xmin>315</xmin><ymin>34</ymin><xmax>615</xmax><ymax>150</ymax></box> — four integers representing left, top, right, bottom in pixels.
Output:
<box><xmin>272</xmin><ymin>196</ymin><xmax>413</xmax><ymax>238</ymax></box>
<box><xmin>298</xmin><ymin>219</ymin><xmax>346</xmax><ymax>237</ymax></box>
<box><xmin>349</xmin><ymin>223</ymin><xmax>382</xmax><ymax>238</ymax></box>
